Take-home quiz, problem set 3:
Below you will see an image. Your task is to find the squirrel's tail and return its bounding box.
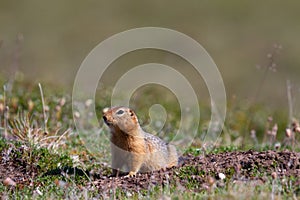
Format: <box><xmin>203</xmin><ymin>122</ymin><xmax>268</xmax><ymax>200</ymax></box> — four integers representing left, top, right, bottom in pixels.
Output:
<box><xmin>167</xmin><ymin>144</ymin><xmax>178</xmax><ymax>168</ymax></box>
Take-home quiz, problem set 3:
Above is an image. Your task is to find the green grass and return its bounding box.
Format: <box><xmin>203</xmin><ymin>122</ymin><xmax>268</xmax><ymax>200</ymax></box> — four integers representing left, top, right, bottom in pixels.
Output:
<box><xmin>0</xmin><ymin>81</ymin><xmax>299</xmax><ymax>199</ymax></box>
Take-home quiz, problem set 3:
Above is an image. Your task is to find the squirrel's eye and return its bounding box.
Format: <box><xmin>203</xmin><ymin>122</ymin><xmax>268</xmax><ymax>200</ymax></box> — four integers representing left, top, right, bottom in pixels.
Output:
<box><xmin>116</xmin><ymin>109</ymin><xmax>124</xmax><ymax>115</ymax></box>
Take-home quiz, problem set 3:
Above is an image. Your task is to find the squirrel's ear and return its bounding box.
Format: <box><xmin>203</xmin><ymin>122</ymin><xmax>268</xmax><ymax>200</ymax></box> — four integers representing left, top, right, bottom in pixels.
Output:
<box><xmin>129</xmin><ymin>109</ymin><xmax>138</xmax><ymax>123</ymax></box>
<box><xmin>129</xmin><ymin>109</ymin><xmax>134</xmax><ymax>116</ymax></box>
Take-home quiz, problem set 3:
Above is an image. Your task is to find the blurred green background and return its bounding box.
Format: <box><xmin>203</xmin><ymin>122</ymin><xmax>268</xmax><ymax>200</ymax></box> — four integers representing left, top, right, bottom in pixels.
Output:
<box><xmin>1</xmin><ymin>0</ymin><xmax>300</xmax><ymax>111</ymax></box>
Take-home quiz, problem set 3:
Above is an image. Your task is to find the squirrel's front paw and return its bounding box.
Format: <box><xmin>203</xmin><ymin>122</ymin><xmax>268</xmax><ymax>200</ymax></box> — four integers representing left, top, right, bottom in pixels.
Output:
<box><xmin>125</xmin><ymin>171</ymin><xmax>137</xmax><ymax>178</ymax></box>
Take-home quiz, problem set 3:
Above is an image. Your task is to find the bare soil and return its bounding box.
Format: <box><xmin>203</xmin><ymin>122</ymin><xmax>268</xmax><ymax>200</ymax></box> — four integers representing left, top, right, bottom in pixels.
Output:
<box><xmin>90</xmin><ymin>150</ymin><xmax>300</xmax><ymax>193</ymax></box>
<box><xmin>1</xmin><ymin>149</ymin><xmax>300</xmax><ymax>193</ymax></box>
<box><xmin>0</xmin><ymin>145</ymin><xmax>38</xmax><ymax>187</ymax></box>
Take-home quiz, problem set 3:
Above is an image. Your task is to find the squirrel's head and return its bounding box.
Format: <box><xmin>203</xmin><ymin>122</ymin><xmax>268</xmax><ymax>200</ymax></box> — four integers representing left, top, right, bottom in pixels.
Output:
<box><xmin>102</xmin><ymin>106</ymin><xmax>139</xmax><ymax>134</ymax></box>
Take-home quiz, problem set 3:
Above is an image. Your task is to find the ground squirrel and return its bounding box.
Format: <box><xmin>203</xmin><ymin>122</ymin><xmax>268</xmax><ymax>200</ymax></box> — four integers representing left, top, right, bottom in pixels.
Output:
<box><xmin>102</xmin><ymin>106</ymin><xmax>178</xmax><ymax>177</ymax></box>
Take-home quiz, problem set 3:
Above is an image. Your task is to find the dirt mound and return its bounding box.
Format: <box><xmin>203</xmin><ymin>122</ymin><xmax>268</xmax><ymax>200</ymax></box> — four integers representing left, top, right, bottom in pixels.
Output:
<box><xmin>1</xmin><ymin>149</ymin><xmax>299</xmax><ymax>193</ymax></box>
<box><xmin>0</xmin><ymin>145</ymin><xmax>38</xmax><ymax>187</ymax></box>
<box><xmin>91</xmin><ymin>150</ymin><xmax>300</xmax><ymax>193</ymax></box>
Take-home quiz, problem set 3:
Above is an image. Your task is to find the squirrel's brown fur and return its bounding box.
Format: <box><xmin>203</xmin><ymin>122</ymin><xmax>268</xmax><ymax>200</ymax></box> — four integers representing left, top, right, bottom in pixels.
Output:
<box><xmin>102</xmin><ymin>106</ymin><xmax>178</xmax><ymax>177</ymax></box>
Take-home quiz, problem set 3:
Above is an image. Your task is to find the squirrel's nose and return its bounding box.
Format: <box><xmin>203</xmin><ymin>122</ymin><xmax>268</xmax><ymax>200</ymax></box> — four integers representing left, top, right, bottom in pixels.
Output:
<box><xmin>102</xmin><ymin>107</ymin><xmax>109</xmax><ymax>114</ymax></box>
<box><xmin>103</xmin><ymin>116</ymin><xmax>112</xmax><ymax>125</ymax></box>
<box><xmin>103</xmin><ymin>116</ymin><xmax>107</xmax><ymax>122</ymax></box>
